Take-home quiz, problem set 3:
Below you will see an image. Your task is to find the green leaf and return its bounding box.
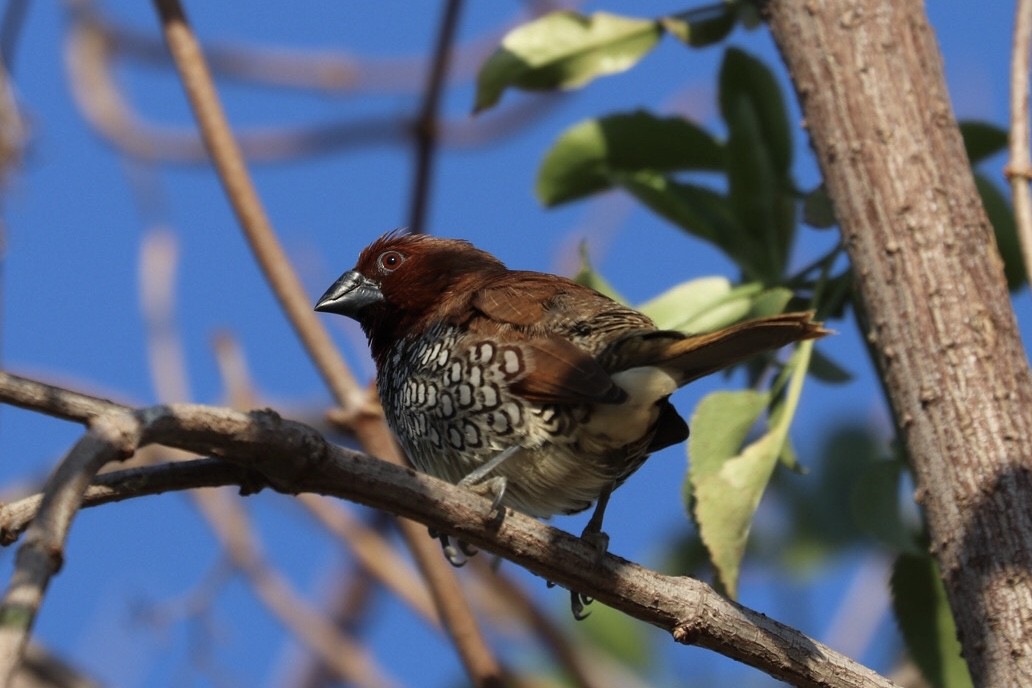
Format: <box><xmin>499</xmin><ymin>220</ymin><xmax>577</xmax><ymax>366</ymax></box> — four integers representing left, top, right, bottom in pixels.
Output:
<box><xmin>719</xmin><ymin>48</ymin><xmax>795</xmax><ymax>280</ymax></box>
<box><xmin>975</xmin><ymin>173</ymin><xmax>1026</xmax><ymax>291</ymax></box>
<box><xmin>778</xmin><ymin>437</ymin><xmax>805</xmax><ymax>472</ymax></box>
<box><xmin>688</xmin><ymin>340</ymin><xmax>814</xmax><ymax>597</ymax></box>
<box><xmin>802</xmin><ymin>184</ymin><xmax>837</xmax><ymax>229</ymax></box>
<box><xmin>959</xmin><ymin>121</ymin><xmax>1008</xmax><ymax>166</ymax></box>
<box><xmin>572</xmin><ymin>242</ymin><xmax>628</xmax><ymax>303</ymax></box>
<box><xmin>620</xmin><ymin>172</ymin><xmax>731</xmax><ymax>246</ymax></box>
<box><xmin>688</xmin><ymin>389</ymin><xmax>775</xmax><ymax>597</ymax></box>
<box><xmin>719</xmin><ymin>48</ymin><xmax>792</xmax><ymax>176</ymax></box>
<box><xmin>745</xmin><ymin>286</ymin><xmax>793</xmax><ymax>318</ymax></box>
<box><xmin>619</xmin><ymin>171</ymin><xmax>774</xmax><ymax>280</ymax></box>
<box><xmin>892</xmin><ymin>554</ymin><xmax>974</xmax><ymax>688</ymax></box>
<box><xmin>537</xmin><ymin>111</ymin><xmax>723</xmax><ymax>206</ymax></box>
<box><xmin>680</xmin><ymin>284</ymin><xmax>761</xmax><ymax>333</ymax></box>
<box><xmin>851</xmin><ymin>461</ymin><xmax>921</xmax><ymax>553</ymax></box>
<box><xmin>474</xmin><ymin>11</ymin><xmax>662</xmax><ymax>112</ymax></box>
<box><xmin>639</xmin><ymin>280</ymin><xmax>796</xmax><ymax>336</ymax></box>
<box><xmin>638</xmin><ymin>276</ymin><xmax>734</xmax><ymax>330</ymax></box>
<box><xmin>662</xmin><ymin>2</ymin><xmax>738</xmax><ymax>48</ymax></box>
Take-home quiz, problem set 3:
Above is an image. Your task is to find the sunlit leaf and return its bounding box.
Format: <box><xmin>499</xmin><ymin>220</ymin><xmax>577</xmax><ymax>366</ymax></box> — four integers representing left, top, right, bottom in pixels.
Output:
<box><xmin>892</xmin><ymin>554</ymin><xmax>974</xmax><ymax>688</ymax></box>
<box><xmin>688</xmin><ymin>341</ymin><xmax>814</xmax><ymax>597</ymax></box>
<box><xmin>688</xmin><ymin>390</ymin><xmax>777</xmax><ymax>597</ymax></box>
<box><xmin>638</xmin><ymin>276</ymin><xmax>734</xmax><ymax>330</ymax></box>
<box><xmin>474</xmin><ymin>11</ymin><xmax>662</xmax><ymax>112</ymax></box>
<box><xmin>745</xmin><ymin>286</ymin><xmax>793</xmax><ymax>318</ymax></box>
<box><xmin>779</xmin><ymin>437</ymin><xmax>805</xmax><ymax>472</ymax></box>
<box><xmin>537</xmin><ymin>111</ymin><xmax>723</xmax><ymax>206</ymax></box>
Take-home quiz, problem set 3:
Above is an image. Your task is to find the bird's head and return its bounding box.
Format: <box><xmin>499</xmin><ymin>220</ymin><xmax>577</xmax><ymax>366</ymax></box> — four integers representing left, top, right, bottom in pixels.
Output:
<box><xmin>315</xmin><ymin>232</ymin><xmax>507</xmax><ymax>356</ymax></box>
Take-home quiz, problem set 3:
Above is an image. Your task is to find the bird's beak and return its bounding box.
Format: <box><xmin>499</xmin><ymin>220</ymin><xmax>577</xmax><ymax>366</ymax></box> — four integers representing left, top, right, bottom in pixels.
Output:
<box><xmin>314</xmin><ymin>271</ymin><xmax>384</xmax><ymax>317</ymax></box>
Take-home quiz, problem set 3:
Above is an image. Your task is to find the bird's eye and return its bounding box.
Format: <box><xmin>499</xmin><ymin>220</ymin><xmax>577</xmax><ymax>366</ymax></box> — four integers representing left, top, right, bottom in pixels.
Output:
<box><xmin>377</xmin><ymin>251</ymin><xmax>405</xmax><ymax>273</ymax></box>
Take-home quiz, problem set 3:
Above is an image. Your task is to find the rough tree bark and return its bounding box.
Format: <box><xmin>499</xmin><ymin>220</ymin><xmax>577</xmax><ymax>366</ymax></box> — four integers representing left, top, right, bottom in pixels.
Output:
<box><xmin>766</xmin><ymin>1</ymin><xmax>1032</xmax><ymax>686</ymax></box>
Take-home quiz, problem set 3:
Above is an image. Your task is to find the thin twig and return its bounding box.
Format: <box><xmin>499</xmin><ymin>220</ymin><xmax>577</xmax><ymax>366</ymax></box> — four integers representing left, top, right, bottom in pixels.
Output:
<box><xmin>0</xmin><ymin>411</ymin><xmax>141</xmax><ymax>686</ymax></box>
<box><xmin>66</xmin><ymin>14</ymin><xmax>566</xmax><ymax>165</ymax></box>
<box><xmin>407</xmin><ymin>0</ymin><xmax>464</xmax><ymax>235</ymax></box>
<box><xmin>1009</xmin><ymin>0</ymin><xmax>1032</xmax><ymax>287</ymax></box>
<box><xmin>150</xmin><ymin>0</ymin><xmax>363</xmax><ymax>412</ymax></box>
<box><xmin>0</xmin><ymin>383</ymin><xmax>902</xmax><ymax>688</ymax></box>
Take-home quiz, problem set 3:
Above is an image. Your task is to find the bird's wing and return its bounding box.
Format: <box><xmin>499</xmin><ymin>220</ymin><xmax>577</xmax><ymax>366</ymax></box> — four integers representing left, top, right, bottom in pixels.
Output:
<box><xmin>469</xmin><ymin>275</ymin><xmax>554</xmax><ymax>327</ymax></box>
<box><xmin>509</xmin><ymin>335</ymin><xmax>628</xmax><ymax>405</ymax></box>
<box><xmin>470</xmin><ymin>275</ymin><xmax>628</xmax><ymax>405</ymax></box>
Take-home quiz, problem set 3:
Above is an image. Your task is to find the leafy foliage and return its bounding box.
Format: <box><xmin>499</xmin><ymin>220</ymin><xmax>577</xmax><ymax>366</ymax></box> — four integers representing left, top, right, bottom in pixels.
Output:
<box><xmin>537</xmin><ymin>111</ymin><xmax>723</xmax><ymax>206</ymax></box>
<box><xmin>474</xmin><ymin>12</ymin><xmax>664</xmax><ymax>113</ymax></box>
<box><xmin>687</xmin><ymin>342</ymin><xmax>815</xmax><ymax>597</ymax></box>
<box><xmin>474</xmin><ymin>3</ymin><xmax>749</xmax><ymax>112</ymax></box>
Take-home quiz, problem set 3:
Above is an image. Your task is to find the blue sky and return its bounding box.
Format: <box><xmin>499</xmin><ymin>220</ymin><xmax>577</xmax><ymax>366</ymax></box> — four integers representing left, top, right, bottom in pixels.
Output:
<box><xmin>0</xmin><ymin>2</ymin><xmax>1022</xmax><ymax>686</ymax></box>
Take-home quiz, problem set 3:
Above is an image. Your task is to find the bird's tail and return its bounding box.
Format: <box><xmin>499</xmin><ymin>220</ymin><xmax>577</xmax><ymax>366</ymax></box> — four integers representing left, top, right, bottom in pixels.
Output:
<box><xmin>607</xmin><ymin>311</ymin><xmax>830</xmax><ymax>387</ymax></box>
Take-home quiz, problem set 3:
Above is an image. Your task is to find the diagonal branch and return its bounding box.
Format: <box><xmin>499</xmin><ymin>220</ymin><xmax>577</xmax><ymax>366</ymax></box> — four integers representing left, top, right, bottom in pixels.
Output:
<box><xmin>0</xmin><ymin>372</ymin><xmax>899</xmax><ymax>688</ymax></box>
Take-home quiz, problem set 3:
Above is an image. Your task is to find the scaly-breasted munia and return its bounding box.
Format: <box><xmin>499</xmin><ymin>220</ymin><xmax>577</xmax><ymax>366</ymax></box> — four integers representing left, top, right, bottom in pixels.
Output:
<box><xmin>316</xmin><ymin>233</ymin><xmax>826</xmax><ymax>605</ymax></box>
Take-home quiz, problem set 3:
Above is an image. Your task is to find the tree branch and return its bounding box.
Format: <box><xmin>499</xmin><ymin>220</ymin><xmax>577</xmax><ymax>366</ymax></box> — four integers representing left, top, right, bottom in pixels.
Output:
<box><xmin>0</xmin><ymin>373</ymin><xmax>899</xmax><ymax>688</ymax></box>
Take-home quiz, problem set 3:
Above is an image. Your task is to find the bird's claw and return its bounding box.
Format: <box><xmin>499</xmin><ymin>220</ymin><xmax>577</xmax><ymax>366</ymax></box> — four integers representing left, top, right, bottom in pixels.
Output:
<box><xmin>459</xmin><ymin>474</ymin><xmax>508</xmax><ymax>518</ymax></box>
<box><xmin>545</xmin><ymin>580</ymin><xmax>594</xmax><ymax>619</ymax></box>
<box><xmin>430</xmin><ymin>528</ymin><xmax>478</xmax><ymax>567</ymax></box>
<box><xmin>571</xmin><ymin>591</ymin><xmax>593</xmax><ymax>620</ymax></box>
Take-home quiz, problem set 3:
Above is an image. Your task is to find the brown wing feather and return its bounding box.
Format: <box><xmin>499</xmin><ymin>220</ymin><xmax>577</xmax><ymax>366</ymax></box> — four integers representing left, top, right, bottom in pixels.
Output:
<box><xmin>471</xmin><ymin>274</ymin><xmax>559</xmax><ymax>326</ymax></box>
<box><xmin>511</xmin><ymin>336</ymin><xmax>628</xmax><ymax>405</ymax></box>
<box><xmin>470</xmin><ymin>274</ymin><xmax>633</xmax><ymax>404</ymax></box>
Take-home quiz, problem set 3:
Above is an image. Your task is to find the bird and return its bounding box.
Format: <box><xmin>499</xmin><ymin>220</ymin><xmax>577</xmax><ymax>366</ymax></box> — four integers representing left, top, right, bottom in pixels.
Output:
<box><xmin>315</xmin><ymin>232</ymin><xmax>827</xmax><ymax>614</ymax></box>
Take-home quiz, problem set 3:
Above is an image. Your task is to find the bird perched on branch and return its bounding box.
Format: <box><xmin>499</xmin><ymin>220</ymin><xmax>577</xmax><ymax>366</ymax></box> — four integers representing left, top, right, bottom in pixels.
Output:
<box><xmin>316</xmin><ymin>233</ymin><xmax>827</xmax><ymax>612</ymax></box>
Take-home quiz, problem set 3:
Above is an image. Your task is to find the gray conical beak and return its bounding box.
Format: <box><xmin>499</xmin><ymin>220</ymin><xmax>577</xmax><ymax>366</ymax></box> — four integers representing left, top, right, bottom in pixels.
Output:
<box><xmin>314</xmin><ymin>271</ymin><xmax>383</xmax><ymax>318</ymax></box>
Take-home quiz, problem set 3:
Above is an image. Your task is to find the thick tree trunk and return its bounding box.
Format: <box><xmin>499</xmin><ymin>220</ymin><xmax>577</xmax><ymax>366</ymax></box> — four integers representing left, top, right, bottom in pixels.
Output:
<box><xmin>766</xmin><ymin>1</ymin><xmax>1032</xmax><ymax>685</ymax></box>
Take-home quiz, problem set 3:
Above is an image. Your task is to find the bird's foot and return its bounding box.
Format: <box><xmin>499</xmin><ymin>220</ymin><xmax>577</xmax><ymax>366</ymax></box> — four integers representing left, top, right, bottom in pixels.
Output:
<box><xmin>429</xmin><ymin>528</ymin><xmax>478</xmax><ymax>567</ymax></box>
<box><xmin>458</xmin><ymin>474</ymin><xmax>508</xmax><ymax>516</ymax></box>
<box><xmin>549</xmin><ymin>504</ymin><xmax>613</xmax><ymax>619</ymax></box>
<box><xmin>456</xmin><ymin>446</ymin><xmax>521</xmax><ymax>515</ymax></box>
<box><xmin>580</xmin><ymin>527</ymin><xmax>610</xmax><ymax>567</ymax></box>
